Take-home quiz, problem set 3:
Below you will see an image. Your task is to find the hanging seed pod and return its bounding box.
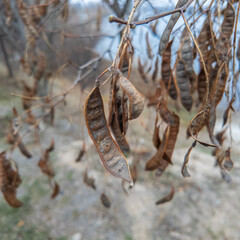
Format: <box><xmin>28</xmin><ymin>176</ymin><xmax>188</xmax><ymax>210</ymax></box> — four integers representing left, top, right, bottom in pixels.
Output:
<box><xmin>180</xmin><ymin>30</ymin><xmax>196</xmax><ymax>91</ymax></box>
<box><xmin>85</xmin><ymin>86</ymin><xmax>133</xmax><ymax>183</ymax></box>
<box><xmin>152</xmin><ymin>57</ymin><xmax>159</xmax><ymax>82</ymax></box>
<box><xmin>0</xmin><ymin>152</ymin><xmax>22</xmax><ymax>208</ymax></box>
<box><xmin>119</xmin><ymin>75</ymin><xmax>145</xmax><ymax>120</ymax></box>
<box><xmin>161</xmin><ymin>40</ymin><xmax>177</xmax><ymax>100</ymax></box>
<box><xmin>176</xmin><ymin>59</ymin><xmax>193</xmax><ymax>111</ymax></box>
<box><xmin>158</xmin><ymin>0</ymin><xmax>188</xmax><ymax>55</ymax></box>
<box><xmin>109</xmin><ymin>78</ymin><xmax>130</xmax><ymax>154</ymax></box>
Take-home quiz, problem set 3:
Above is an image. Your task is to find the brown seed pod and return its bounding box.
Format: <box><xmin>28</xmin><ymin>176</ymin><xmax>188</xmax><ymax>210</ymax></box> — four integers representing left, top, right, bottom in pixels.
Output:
<box><xmin>38</xmin><ymin>139</ymin><xmax>55</xmax><ymax>178</ymax></box>
<box><xmin>181</xmin><ymin>141</ymin><xmax>196</xmax><ymax>177</ymax></box>
<box><xmin>0</xmin><ymin>152</ymin><xmax>22</xmax><ymax>208</ymax></box>
<box><xmin>211</xmin><ymin>63</ymin><xmax>228</xmax><ymax>107</ymax></box>
<box><xmin>161</xmin><ymin>40</ymin><xmax>178</xmax><ymax>100</ymax></box>
<box><xmin>155</xmin><ymin>185</ymin><xmax>175</xmax><ymax>205</ymax></box>
<box><xmin>109</xmin><ymin>78</ymin><xmax>130</xmax><ymax>154</ymax></box>
<box><xmin>100</xmin><ymin>193</ymin><xmax>111</xmax><ymax>208</ymax></box>
<box><xmin>197</xmin><ymin>17</ymin><xmax>212</xmax><ymax>62</ymax></box>
<box><xmin>158</xmin><ymin>0</ymin><xmax>188</xmax><ymax>55</ymax></box>
<box><xmin>176</xmin><ymin>59</ymin><xmax>193</xmax><ymax>111</ymax></box>
<box><xmin>180</xmin><ymin>30</ymin><xmax>196</xmax><ymax>91</ymax></box>
<box><xmin>152</xmin><ymin>114</ymin><xmax>161</xmax><ymax>149</ymax></box>
<box><xmin>119</xmin><ymin>75</ymin><xmax>145</xmax><ymax>120</ymax></box>
<box><xmin>9</xmin><ymin>108</ymin><xmax>32</xmax><ymax>158</ymax></box>
<box><xmin>85</xmin><ymin>86</ymin><xmax>132</xmax><ymax>183</ymax></box>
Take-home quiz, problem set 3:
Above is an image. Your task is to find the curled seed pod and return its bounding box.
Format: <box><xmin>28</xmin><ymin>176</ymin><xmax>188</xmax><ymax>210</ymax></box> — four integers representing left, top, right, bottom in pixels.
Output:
<box><xmin>176</xmin><ymin>59</ymin><xmax>193</xmax><ymax>111</ymax></box>
<box><xmin>187</xmin><ymin>108</ymin><xmax>209</xmax><ymax>138</ymax></box>
<box><xmin>145</xmin><ymin>127</ymin><xmax>172</xmax><ymax>171</ymax></box>
<box><xmin>85</xmin><ymin>86</ymin><xmax>132</xmax><ymax>183</ymax></box>
<box><xmin>0</xmin><ymin>152</ymin><xmax>22</xmax><ymax>208</ymax></box>
<box><xmin>38</xmin><ymin>139</ymin><xmax>55</xmax><ymax>178</ymax></box>
<box><xmin>158</xmin><ymin>0</ymin><xmax>188</xmax><ymax>55</ymax></box>
<box><xmin>9</xmin><ymin>108</ymin><xmax>32</xmax><ymax>158</ymax></box>
<box><xmin>156</xmin><ymin>185</ymin><xmax>175</xmax><ymax>205</ymax></box>
<box><xmin>181</xmin><ymin>141</ymin><xmax>196</xmax><ymax>177</ymax></box>
<box><xmin>100</xmin><ymin>193</ymin><xmax>111</xmax><ymax>208</ymax></box>
<box><xmin>222</xmin><ymin>98</ymin><xmax>234</xmax><ymax>127</ymax></box>
<box><xmin>161</xmin><ymin>40</ymin><xmax>178</xmax><ymax>100</ymax></box>
<box><xmin>119</xmin><ymin>75</ymin><xmax>145</xmax><ymax>120</ymax></box>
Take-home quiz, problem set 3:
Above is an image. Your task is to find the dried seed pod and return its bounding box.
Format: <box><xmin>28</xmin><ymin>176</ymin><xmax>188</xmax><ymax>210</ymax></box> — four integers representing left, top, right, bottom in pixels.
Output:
<box><xmin>181</xmin><ymin>141</ymin><xmax>196</xmax><ymax>177</ymax></box>
<box><xmin>176</xmin><ymin>59</ymin><xmax>193</xmax><ymax>111</ymax></box>
<box><xmin>212</xmin><ymin>63</ymin><xmax>228</xmax><ymax>107</ymax></box>
<box><xmin>146</xmin><ymin>101</ymin><xmax>179</xmax><ymax>173</ymax></box>
<box><xmin>214</xmin><ymin>2</ymin><xmax>235</xmax><ymax>61</ymax></box>
<box><xmin>155</xmin><ymin>185</ymin><xmax>175</xmax><ymax>205</ymax></box>
<box><xmin>100</xmin><ymin>193</ymin><xmax>111</xmax><ymax>208</ymax></box>
<box><xmin>119</xmin><ymin>75</ymin><xmax>145</xmax><ymax>120</ymax></box>
<box><xmin>85</xmin><ymin>86</ymin><xmax>132</xmax><ymax>183</ymax></box>
<box><xmin>38</xmin><ymin>140</ymin><xmax>55</xmax><ymax>177</ymax></box>
<box><xmin>222</xmin><ymin>98</ymin><xmax>234</xmax><ymax>127</ymax></box>
<box><xmin>158</xmin><ymin>0</ymin><xmax>188</xmax><ymax>55</ymax></box>
<box><xmin>223</xmin><ymin>148</ymin><xmax>233</xmax><ymax>171</ymax></box>
<box><xmin>180</xmin><ymin>30</ymin><xmax>196</xmax><ymax>90</ymax></box>
<box><xmin>83</xmin><ymin>170</ymin><xmax>96</xmax><ymax>190</ymax></box>
<box><xmin>197</xmin><ymin>18</ymin><xmax>212</xmax><ymax>62</ymax></box>
<box><xmin>109</xmin><ymin>78</ymin><xmax>130</xmax><ymax>154</ymax></box>
<box><xmin>161</xmin><ymin>40</ymin><xmax>178</xmax><ymax>100</ymax></box>
<box><xmin>187</xmin><ymin>108</ymin><xmax>208</xmax><ymax>137</ymax></box>
<box><xmin>9</xmin><ymin>108</ymin><xmax>32</xmax><ymax>158</ymax></box>
<box><xmin>0</xmin><ymin>152</ymin><xmax>22</xmax><ymax>208</ymax></box>
<box><xmin>152</xmin><ymin>114</ymin><xmax>161</xmax><ymax>149</ymax></box>
<box><xmin>130</xmin><ymin>158</ymin><xmax>138</xmax><ymax>184</ymax></box>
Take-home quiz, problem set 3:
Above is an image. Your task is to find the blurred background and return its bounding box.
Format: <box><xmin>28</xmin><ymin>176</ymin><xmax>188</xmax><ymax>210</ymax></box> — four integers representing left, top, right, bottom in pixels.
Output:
<box><xmin>0</xmin><ymin>0</ymin><xmax>240</xmax><ymax>239</ymax></box>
